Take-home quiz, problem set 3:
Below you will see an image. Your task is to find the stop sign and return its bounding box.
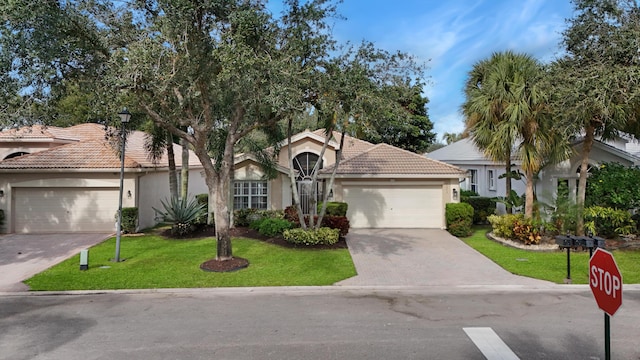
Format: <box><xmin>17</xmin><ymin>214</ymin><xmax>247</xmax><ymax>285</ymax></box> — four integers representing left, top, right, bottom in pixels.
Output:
<box><xmin>589</xmin><ymin>248</ymin><xmax>623</xmax><ymax>316</ymax></box>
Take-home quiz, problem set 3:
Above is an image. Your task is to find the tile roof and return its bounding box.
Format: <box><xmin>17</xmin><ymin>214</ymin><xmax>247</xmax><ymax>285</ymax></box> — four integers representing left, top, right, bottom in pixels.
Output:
<box><xmin>0</xmin><ymin>123</ymin><xmax>200</xmax><ymax>170</ymax></box>
<box><xmin>321</xmin><ymin>143</ymin><xmax>466</xmax><ymax>177</ymax></box>
<box><xmin>310</xmin><ymin>129</ymin><xmax>376</xmax><ymax>159</ymax></box>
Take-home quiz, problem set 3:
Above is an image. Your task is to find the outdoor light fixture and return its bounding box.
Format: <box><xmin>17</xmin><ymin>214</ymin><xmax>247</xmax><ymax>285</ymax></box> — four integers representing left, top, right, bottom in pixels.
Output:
<box><xmin>452</xmin><ymin>188</ymin><xmax>458</xmax><ymax>200</ymax></box>
<box><xmin>80</xmin><ymin>249</ymin><xmax>89</xmax><ymax>270</ymax></box>
<box><xmin>0</xmin><ymin>190</ymin><xmax>4</xmax><ymax>198</ymax></box>
<box><xmin>114</xmin><ymin>108</ymin><xmax>131</xmax><ymax>262</ymax></box>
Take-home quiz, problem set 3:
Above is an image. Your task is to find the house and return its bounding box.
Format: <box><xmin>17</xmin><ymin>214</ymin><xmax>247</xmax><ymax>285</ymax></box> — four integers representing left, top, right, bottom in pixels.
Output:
<box><xmin>0</xmin><ymin>125</ymin><xmax>466</xmax><ymax>233</ymax></box>
<box><xmin>427</xmin><ymin>136</ymin><xmax>640</xmax><ymax>212</ymax></box>
<box><xmin>0</xmin><ymin>123</ymin><xmax>206</xmax><ymax>233</ymax></box>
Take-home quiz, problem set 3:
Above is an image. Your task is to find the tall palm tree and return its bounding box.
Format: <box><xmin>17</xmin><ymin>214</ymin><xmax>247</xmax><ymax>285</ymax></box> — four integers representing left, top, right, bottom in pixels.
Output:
<box><xmin>462</xmin><ymin>51</ymin><xmax>570</xmax><ymax>218</ymax></box>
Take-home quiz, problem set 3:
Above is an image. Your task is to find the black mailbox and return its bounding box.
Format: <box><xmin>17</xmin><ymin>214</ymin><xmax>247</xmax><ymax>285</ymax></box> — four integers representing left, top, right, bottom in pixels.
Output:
<box><xmin>555</xmin><ymin>235</ymin><xmax>573</xmax><ymax>248</ymax></box>
<box><xmin>592</xmin><ymin>236</ymin><xmax>606</xmax><ymax>248</ymax></box>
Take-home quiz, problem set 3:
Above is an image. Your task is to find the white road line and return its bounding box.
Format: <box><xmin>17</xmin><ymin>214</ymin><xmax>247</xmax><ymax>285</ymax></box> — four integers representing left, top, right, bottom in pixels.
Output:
<box><xmin>463</xmin><ymin>327</ymin><xmax>520</xmax><ymax>360</ymax></box>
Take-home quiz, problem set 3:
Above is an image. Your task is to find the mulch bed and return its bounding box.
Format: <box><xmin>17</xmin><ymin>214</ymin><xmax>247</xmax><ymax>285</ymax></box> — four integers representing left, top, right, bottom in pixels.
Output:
<box><xmin>160</xmin><ymin>225</ymin><xmax>348</xmax><ymax>272</ymax></box>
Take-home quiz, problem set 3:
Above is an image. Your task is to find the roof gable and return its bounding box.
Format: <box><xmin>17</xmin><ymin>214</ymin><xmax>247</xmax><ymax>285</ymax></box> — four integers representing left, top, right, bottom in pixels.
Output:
<box><xmin>322</xmin><ymin>143</ymin><xmax>466</xmax><ymax>177</ymax></box>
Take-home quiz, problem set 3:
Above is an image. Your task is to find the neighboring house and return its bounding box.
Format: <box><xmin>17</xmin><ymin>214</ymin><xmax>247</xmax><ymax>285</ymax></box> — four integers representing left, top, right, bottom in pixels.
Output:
<box><xmin>427</xmin><ymin>136</ymin><xmax>640</xmax><ymax>213</ymax></box>
<box><xmin>0</xmin><ymin>125</ymin><xmax>466</xmax><ymax>234</ymax></box>
<box><xmin>0</xmin><ymin>123</ymin><xmax>206</xmax><ymax>233</ymax></box>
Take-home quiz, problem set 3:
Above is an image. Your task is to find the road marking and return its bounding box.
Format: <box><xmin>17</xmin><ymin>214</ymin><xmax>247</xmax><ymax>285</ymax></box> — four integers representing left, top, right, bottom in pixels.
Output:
<box><xmin>463</xmin><ymin>327</ymin><xmax>520</xmax><ymax>360</ymax></box>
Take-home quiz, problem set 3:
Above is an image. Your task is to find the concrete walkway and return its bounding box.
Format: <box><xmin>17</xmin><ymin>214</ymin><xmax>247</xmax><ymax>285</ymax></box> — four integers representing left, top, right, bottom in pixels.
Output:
<box><xmin>336</xmin><ymin>228</ymin><xmax>554</xmax><ymax>288</ymax></box>
<box><xmin>0</xmin><ymin>233</ymin><xmax>111</xmax><ymax>292</ymax></box>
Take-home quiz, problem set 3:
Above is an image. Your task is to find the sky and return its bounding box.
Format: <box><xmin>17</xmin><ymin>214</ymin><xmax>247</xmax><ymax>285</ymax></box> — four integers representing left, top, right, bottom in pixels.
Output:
<box><xmin>317</xmin><ymin>0</ymin><xmax>575</xmax><ymax>142</ymax></box>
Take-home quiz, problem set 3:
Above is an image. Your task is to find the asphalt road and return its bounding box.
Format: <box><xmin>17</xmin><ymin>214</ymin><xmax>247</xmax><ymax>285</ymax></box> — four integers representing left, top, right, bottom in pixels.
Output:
<box><xmin>1</xmin><ymin>287</ymin><xmax>639</xmax><ymax>360</ymax></box>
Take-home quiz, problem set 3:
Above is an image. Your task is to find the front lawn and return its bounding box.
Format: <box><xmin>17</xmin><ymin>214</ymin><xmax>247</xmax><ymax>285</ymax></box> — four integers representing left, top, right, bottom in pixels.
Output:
<box><xmin>25</xmin><ymin>234</ymin><xmax>356</xmax><ymax>291</ymax></box>
<box><xmin>461</xmin><ymin>228</ymin><xmax>640</xmax><ymax>284</ymax></box>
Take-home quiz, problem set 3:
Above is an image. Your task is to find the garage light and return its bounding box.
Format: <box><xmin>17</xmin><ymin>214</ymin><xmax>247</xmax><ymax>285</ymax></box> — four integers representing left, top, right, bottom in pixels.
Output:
<box><xmin>453</xmin><ymin>188</ymin><xmax>458</xmax><ymax>200</ymax></box>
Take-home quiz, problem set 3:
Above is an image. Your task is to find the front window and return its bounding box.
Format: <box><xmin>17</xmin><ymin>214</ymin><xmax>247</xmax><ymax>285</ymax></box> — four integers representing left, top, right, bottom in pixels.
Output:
<box><xmin>469</xmin><ymin>169</ymin><xmax>478</xmax><ymax>193</ymax></box>
<box><xmin>233</xmin><ymin>181</ymin><xmax>268</xmax><ymax>210</ymax></box>
<box><xmin>488</xmin><ymin>170</ymin><xmax>496</xmax><ymax>191</ymax></box>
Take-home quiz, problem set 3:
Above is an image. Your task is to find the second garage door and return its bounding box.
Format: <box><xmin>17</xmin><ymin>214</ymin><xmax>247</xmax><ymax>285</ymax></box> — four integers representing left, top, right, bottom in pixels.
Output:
<box><xmin>14</xmin><ymin>187</ymin><xmax>119</xmax><ymax>233</ymax></box>
<box><xmin>343</xmin><ymin>185</ymin><xmax>443</xmax><ymax>228</ymax></box>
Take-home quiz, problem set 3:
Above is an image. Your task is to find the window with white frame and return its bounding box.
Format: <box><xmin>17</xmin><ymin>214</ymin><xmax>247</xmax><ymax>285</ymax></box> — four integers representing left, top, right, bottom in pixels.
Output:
<box><xmin>488</xmin><ymin>169</ymin><xmax>496</xmax><ymax>191</ymax></box>
<box><xmin>469</xmin><ymin>169</ymin><xmax>478</xmax><ymax>193</ymax></box>
<box><xmin>233</xmin><ymin>181</ymin><xmax>268</xmax><ymax>210</ymax></box>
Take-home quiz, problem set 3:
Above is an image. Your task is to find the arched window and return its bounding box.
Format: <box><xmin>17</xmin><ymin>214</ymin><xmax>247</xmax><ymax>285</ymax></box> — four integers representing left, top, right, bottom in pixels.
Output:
<box><xmin>3</xmin><ymin>151</ymin><xmax>29</xmax><ymax>160</ymax></box>
<box><xmin>293</xmin><ymin>152</ymin><xmax>321</xmax><ymax>180</ymax></box>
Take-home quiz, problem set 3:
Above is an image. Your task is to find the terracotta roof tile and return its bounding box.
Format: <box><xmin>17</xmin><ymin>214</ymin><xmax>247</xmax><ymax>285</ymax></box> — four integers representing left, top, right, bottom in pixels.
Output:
<box><xmin>310</xmin><ymin>129</ymin><xmax>376</xmax><ymax>159</ymax></box>
<box><xmin>321</xmin><ymin>143</ymin><xmax>466</xmax><ymax>176</ymax></box>
<box><xmin>0</xmin><ymin>123</ymin><xmax>199</xmax><ymax>170</ymax></box>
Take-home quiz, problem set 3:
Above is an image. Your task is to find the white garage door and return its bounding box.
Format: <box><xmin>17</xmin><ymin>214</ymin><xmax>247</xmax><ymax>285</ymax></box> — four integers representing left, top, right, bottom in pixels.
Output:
<box><xmin>343</xmin><ymin>185</ymin><xmax>443</xmax><ymax>228</ymax></box>
<box><xmin>14</xmin><ymin>188</ymin><xmax>119</xmax><ymax>233</ymax></box>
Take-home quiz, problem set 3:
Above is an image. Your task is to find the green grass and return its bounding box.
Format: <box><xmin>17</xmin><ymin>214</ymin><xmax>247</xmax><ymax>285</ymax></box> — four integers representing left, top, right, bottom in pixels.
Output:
<box><xmin>25</xmin><ymin>234</ymin><xmax>356</xmax><ymax>291</ymax></box>
<box><xmin>461</xmin><ymin>228</ymin><xmax>640</xmax><ymax>284</ymax></box>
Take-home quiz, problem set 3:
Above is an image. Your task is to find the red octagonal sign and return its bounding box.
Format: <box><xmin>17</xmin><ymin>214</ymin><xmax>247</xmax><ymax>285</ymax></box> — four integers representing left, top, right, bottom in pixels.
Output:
<box><xmin>590</xmin><ymin>248</ymin><xmax>623</xmax><ymax>316</ymax></box>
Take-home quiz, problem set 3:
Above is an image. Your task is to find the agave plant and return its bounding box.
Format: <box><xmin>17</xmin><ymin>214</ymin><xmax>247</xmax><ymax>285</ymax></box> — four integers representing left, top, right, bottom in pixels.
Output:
<box><xmin>153</xmin><ymin>196</ymin><xmax>207</xmax><ymax>235</ymax></box>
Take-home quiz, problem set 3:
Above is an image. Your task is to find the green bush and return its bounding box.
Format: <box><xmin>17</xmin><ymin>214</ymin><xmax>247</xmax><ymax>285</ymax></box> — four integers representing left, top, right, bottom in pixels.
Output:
<box><xmin>584</xmin><ymin>206</ymin><xmax>635</xmax><ymax>237</ymax></box>
<box><xmin>153</xmin><ymin>197</ymin><xmax>206</xmax><ymax>236</ymax></box>
<box><xmin>488</xmin><ymin>214</ymin><xmax>520</xmax><ymax>239</ymax></box>
<box><xmin>237</xmin><ymin>209</ymin><xmax>284</xmax><ymax>227</ymax></box>
<box><xmin>282</xmin><ymin>227</ymin><xmax>340</xmax><ymax>246</ymax></box>
<box><xmin>463</xmin><ymin>196</ymin><xmax>496</xmax><ymax>224</ymax></box>
<box><xmin>585</xmin><ymin>162</ymin><xmax>640</xmax><ymax>210</ymax></box>
<box><xmin>445</xmin><ymin>202</ymin><xmax>474</xmax><ymax>237</ymax></box>
<box><xmin>317</xmin><ymin>202</ymin><xmax>348</xmax><ymax>216</ymax></box>
<box><xmin>195</xmin><ymin>193</ymin><xmax>211</xmax><ymax>225</ymax></box>
<box><xmin>250</xmin><ymin>218</ymin><xmax>294</xmax><ymax>237</ymax></box>
<box><xmin>121</xmin><ymin>207</ymin><xmax>138</xmax><ymax>234</ymax></box>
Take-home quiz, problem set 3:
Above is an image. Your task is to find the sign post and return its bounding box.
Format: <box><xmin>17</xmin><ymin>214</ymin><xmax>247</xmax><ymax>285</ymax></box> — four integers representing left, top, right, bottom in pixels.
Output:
<box><xmin>589</xmin><ymin>248</ymin><xmax>623</xmax><ymax>360</ymax></box>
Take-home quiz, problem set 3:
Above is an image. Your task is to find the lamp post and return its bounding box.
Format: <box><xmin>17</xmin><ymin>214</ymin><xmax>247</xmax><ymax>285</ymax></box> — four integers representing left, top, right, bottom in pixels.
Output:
<box><xmin>114</xmin><ymin>108</ymin><xmax>131</xmax><ymax>262</ymax></box>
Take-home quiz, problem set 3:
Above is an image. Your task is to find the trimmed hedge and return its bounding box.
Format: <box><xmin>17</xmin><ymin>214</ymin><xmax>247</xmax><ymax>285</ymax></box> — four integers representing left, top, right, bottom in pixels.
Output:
<box><xmin>284</xmin><ymin>205</ymin><xmax>350</xmax><ymax>237</ymax></box>
<box><xmin>445</xmin><ymin>202</ymin><xmax>474</xmax><ymax>237</ymax></box>
<box><xmin>121</xmin><ymin>207</ymin><xmax>138</xmax><ymax>234</ymax></box>
<box><xmin>283</xmin><ymin>227</ymin><xmax>340</xmax><ymax>246</ymax></box>
<box><xmin>462</xmin><ymin>196</ymin><xmax>496</xmax><ymax>224</ymax></box>
<box><xmin>249</xmin><ymin>218</ymin><xmax>294</xmax><ymax>237</ymax></box>
<box><xmin>317</xmin><ymin>202</ymin><xmax>348</xmax><ymax>216</ymax></box>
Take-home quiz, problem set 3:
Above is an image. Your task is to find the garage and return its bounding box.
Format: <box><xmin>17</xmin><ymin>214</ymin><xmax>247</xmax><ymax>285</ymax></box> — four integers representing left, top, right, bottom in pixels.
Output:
<box><xmin>13</xmin><ymin>187</ymin><xmax>119</xmax><ymax>233</ymax></box>
<box><xmin>343</xmin><ymin>184</ymin><xmax>444</xmax><ymax>228</ymax></box>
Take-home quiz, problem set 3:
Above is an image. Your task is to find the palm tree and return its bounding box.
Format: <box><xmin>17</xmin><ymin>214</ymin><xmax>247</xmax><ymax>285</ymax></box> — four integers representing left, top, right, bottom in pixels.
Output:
<box><xmin>462</xmin><ymin>51</ymin><xmax>571</xmax><ymax>218</ymax></box>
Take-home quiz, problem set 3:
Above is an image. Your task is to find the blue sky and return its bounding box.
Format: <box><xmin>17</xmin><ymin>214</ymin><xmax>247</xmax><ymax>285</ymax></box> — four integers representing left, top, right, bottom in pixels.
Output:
<box><xmin>315</xmin><ymin>0</ymin><xmax>575</xmax><ymax>142</ymax></box>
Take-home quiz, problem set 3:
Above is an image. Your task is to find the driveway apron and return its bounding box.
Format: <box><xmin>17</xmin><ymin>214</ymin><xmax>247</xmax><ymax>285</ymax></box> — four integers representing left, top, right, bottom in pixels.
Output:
<box><xmin>336</xmin><ymin>229</ymin><xmax>553</xmax><ymax>287</ymax></box>
<box><xmin>0</xmin><ymin>233</ymin><xmax>111</xmax><ymax>292</ymax></box>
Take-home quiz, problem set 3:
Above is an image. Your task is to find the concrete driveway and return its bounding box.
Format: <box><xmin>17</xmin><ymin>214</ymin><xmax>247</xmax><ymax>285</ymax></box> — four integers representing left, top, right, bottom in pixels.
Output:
<box><xmin>0</xmin><ymin>233</ymin><xmax>112</xmax><ymax>292</ymax></box>
<box><xmin>336</xmin><ymin>228</ymin><xmax>555</xmax><ymax>288</ymax></box>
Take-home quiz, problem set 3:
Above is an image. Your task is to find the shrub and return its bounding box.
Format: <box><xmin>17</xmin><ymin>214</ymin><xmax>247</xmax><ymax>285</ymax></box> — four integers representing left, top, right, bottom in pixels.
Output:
<box><xmin>234</xmin><ymin>208</ymin><xmax>260</xmax><ymax>227</ymax></box>
<box><xmin>284</xmin><ymin>205</ymin><xmax>299</xmax><ymax>223</ymax></box>
<box><xmin>445</xmin><ymin>202</ymin><xmax>474</xmax><ymax>237</ymax></box>
<box><xmin>283</xmin><ymin>227</ymin><xmax>340</xmax><ymax>246</ymax></box>
<box><xmin>584</xmin><ymin>206</ymin><xmax>635</xmax><ymax>237</ymax></box>
<box><xmin>120</xmin><ymin>207</ymin><xmax>138</xmax><ymax>234</ymax></box>
<box><xmin>153</xmin><ymin>197</ymin><xmax>206</xmax><ymax>236</ymax></box>
<box><xmin>250</xmin><ymin>218</ymin><xmax>294</xmax><ymax>237</ymax></box>
<box><xmin>463</xmin><ymin>196</ymin><xmax>496</xmax><ymax>224</ymax></box>
<box><xmin>195</xmin><ymin>193</ymin><xmax>211</xmax><ymax>225</ymax></box>
<box><xmin>317</xmin><ymin>202</ymin><xmax>348</xmax><ymax>216</ymax></box>
<box><xmin>488</xmin><ymin>214</ymin><xmax>542</xmax><ymax>245</ymax></box>
<box><xmin>321</xmin><ymin>215</ymin><xmax>350</xmax><ymax>237</ymax></box>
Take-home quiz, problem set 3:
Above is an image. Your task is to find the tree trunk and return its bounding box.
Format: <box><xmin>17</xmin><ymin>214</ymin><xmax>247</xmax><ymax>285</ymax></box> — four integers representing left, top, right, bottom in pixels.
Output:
<box><xmin>524</xmin><ymin>169</ymin><xmax>534</xmax><ymax>218</ymax></box>
<box><xmin>180</xmin><ymin>137</ymin><xmax>189</xmax><ymax>200</ymax></box>
<box><xmin>316</xmin><ymin>128</ymin><xmax>347</xmax><ymax>228</ymax></box>
<box><xmin>167</xmin><ymin>133</ymin><xmax>178</xmax><ymax>200</ymax></box>
<box><xmin>505</xmin><ymin>146</ymin><xmax>513</xmax><ymax>214</ymax></box>
<box><xmin>287</xmin><ymin>118</ymin><xmax>307</xmax><ymax>229</ymax></box>
<box><xmin>576</xmin><ymin>124</ymin><xmax>595</xmax><ymax>236</ymax></box>
<box><xmin>309</xmin><ymin>125</ymin><xmax>333</xmax><ymax>228</ymax></box>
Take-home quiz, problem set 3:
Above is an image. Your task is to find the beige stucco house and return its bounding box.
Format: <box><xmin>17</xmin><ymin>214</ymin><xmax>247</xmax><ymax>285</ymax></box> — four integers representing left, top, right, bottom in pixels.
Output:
<box><xmin>0</xmin><ymin>124</ymin><xmax>465</xmax><ymax>233</ymax></box>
